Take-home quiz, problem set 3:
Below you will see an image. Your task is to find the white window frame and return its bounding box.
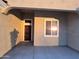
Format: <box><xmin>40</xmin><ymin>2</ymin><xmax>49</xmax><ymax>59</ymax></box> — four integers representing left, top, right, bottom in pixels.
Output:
<box><xmin>44</xmin><ymin>18</ymin><xmax>59</xmax><ymax>37</ymax></box>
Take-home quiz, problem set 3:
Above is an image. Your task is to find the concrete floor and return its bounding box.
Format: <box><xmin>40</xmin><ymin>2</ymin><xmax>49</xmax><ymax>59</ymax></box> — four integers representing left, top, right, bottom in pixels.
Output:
<box><xmin>2</xmin><ymin>42</ymin><xmax>79</xmax><ymax>59</ymax></box>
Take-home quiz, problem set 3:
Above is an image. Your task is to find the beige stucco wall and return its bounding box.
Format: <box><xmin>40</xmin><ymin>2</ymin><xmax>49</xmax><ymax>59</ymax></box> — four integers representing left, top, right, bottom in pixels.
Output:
<box><xmin>0</xmin><ymin>10</ymin><xmax>24</xmax><ymax>57</ymax></box>
<box><xmin>34</xmin><ymin>11</ymin><xmax>68</xmax><ymax>46</ymax></box>
<box><xmin>34</xmin><ymin>17</ymin><xmax>59</xmax><ymax>46</ymax></box>
<box><xmin>7</xmin><ymin>0</ymin><xmax>79</xmax><ymax>11</ymax></box>
<box><xmin>68</xmin><ymin>12</ymin><xmax>79</xmax><ymax>51</ymax></box>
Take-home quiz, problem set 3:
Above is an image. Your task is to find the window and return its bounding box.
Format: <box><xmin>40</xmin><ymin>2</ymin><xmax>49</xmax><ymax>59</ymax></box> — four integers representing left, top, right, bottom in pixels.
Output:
<box><xmin>44</xmin><ymin>18</ymin><xmax>59</xmax><ymax>37</ymax></box>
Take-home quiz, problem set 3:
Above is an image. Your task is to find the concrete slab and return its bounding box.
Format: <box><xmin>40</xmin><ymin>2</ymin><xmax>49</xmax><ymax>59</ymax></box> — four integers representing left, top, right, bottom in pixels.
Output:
<box><xmin>2</xmin><ymin>42</ymin><xmax>79</xmax><ymax>59</ymax></box>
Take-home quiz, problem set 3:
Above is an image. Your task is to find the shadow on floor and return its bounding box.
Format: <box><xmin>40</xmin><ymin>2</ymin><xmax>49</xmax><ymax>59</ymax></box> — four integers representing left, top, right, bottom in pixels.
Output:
<box><xmin>1</xmin><ymin>42</ymin><xmax>79</xmax><ymax>59</ymax></box>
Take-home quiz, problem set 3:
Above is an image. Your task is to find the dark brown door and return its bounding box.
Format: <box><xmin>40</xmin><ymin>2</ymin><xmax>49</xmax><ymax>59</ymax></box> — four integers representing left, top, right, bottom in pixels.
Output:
<box><xmin>25</xmin><ymin>26</ymin><xmax>31</xmax><ymax>41</ymax></box>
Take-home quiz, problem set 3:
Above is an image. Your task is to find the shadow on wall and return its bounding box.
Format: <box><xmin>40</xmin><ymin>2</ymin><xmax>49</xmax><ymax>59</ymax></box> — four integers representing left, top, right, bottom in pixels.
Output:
<box><xmin>10</xmin><ymin>28</ymin><xmax>19</xmax><ymax>47</ymax></box>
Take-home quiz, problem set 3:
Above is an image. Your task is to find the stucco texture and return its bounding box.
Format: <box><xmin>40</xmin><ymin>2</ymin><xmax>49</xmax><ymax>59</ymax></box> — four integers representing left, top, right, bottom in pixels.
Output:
<box><xmin>34</xmin><ymin>11</ymin><xmax>68</xmax><ymax>46</ymax></box>
<box><xmin>68</xmin><ymin>12</ymin><xmax>79</xmax><ymax>51</ymax></box>
<box><xmin>0</xmin><ymin>10</ymin><xmax>24</xmax><ymax>57</ymax></box>
<box><xmin>7</xmin><ymin>0</ymin><xmax>78</xmax><ymax>10</ymax></box>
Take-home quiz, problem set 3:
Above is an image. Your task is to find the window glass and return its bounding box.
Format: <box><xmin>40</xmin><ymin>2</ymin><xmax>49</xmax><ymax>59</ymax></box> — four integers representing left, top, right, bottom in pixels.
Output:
<box><xmin>52</xmin><ymin>21</ymin><xmax>57</xmax><ymax>35</ymax></box>
<box><xmin>46</xmin><ymin>21</ymin><xmax>51</xmax><ymax>35</ymax></box>
<box><xmin>45</xmin><ymin>18</ymin><xmax>59</xmax><ymax>37</ymax></box>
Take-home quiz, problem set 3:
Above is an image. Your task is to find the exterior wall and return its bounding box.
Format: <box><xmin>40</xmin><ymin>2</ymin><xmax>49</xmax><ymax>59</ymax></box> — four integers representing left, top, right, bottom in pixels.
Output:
<box><xmin>7</xmin><ymin>0</ymin><xmax>78</xmax><ymax>10</ymax></box>
<box><xmin>0</xmin><ymin>10</ymin><xmax>24</xmax><ymax>57</ymax></box>
<box><xmin>68</xmin><ymin>12</ymin><xmax>79</xmax><ymax>51</ymax></box>
<box><xmin>34</xmin><ymin>11</ymin><xmax>68</xmax><ymax>46</ymax></box>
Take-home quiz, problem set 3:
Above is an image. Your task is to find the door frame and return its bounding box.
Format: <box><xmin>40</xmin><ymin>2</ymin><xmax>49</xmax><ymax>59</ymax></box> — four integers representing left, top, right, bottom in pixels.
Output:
<box><xmin>24</xmin><ymin>19</ymin><xmax>34</xmax><ymax>42</ymax></box>
<box><xmin>25</xmin><ymin>22</ymin><xmax>31</xmax><ymax>41</ymax></box>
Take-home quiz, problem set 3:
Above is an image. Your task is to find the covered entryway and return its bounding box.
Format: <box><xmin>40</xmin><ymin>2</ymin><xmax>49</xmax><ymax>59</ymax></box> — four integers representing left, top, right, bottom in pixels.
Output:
<box><xmin>0</xmin><ymin>0</ymin><xmax>79</xmax><ymax>58</ymax></box>
<box><xmin>23</xmin><ymin>12</ymin><xmax>34</xmax><ymax>43</ymax></box>
<box><xmin>0</xmin><ymin>7</ymin><xmax>79</xmax><ymax>58</ymax></box>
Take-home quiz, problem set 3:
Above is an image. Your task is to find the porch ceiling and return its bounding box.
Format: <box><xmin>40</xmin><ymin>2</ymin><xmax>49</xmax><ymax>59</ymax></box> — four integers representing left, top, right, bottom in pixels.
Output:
<box><xmin>7</xmin><ymin>0</ymin><xmax>79</xmax><ymax>11</ymax></box>
<box><xmin>1</xmin><ymin>0</ymin><xmax>79</xmax><ymax>14</ymax></box>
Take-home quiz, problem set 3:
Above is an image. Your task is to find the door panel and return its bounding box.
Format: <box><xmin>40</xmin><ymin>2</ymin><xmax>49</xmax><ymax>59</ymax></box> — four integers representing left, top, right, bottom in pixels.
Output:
<box><xmin>25</xmin><ymin>26</ymin><xmax>31</xmax><ymax>41</ymax></box>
